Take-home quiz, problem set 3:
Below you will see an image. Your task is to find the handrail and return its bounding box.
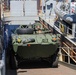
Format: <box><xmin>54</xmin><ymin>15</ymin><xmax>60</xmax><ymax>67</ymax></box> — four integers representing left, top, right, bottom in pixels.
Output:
<box><xmin>62</xmin><ymin>47</ymin><xmax>76</xmax><ymax>63</ymax></box>
<box><xmin>63</xmin><ymin>42</ymin><xmax>76</xmax><ymax>55</ymax></box>
<box><xmin>40</xmin><ymin>21</ymin><xmax>49</xmax><ymax>29</ymax></box>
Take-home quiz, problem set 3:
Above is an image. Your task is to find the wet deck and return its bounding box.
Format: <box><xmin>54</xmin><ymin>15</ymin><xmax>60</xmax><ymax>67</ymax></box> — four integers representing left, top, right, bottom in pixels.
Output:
<box><xmin>6</xmin><ymin>63</ymin><xmax>76</xmax><ymax>75</ymax></box>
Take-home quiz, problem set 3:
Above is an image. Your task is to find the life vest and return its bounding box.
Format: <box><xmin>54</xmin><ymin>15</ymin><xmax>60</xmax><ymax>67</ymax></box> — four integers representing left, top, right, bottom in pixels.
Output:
<box><xmin>60</xmin><ymin>23</ymin><xmax>64</xmax><ymax>33</ymax></box>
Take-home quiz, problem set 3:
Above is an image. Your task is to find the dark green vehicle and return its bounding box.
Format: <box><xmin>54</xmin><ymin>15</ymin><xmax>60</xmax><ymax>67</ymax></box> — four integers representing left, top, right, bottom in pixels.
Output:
<box><xmin>11</xmin><ymin>22</ymin><xmax>60</xmax><ymax>68</ymax></box>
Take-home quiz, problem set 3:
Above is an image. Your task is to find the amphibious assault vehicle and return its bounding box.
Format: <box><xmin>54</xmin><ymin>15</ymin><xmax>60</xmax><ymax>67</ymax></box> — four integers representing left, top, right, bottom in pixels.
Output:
<box><xmin>11</xmin><ymin>22</ymin><xmax>60</xmax><ymax>68</ymax></box>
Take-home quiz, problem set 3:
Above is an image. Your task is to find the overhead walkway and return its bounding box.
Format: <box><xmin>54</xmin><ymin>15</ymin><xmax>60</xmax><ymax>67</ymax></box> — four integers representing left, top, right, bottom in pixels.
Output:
<box><xmin>3</xmin><ymin>16</ymin><xmax>39</xmax><ymax>25</ymax></box>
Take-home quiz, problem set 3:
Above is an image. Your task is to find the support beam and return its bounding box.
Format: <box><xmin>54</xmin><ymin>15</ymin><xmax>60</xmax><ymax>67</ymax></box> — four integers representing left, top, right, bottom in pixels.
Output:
<box><xmin>72</xmin><ymin>23</ymin><xmax>76</xmax><ymax>38</ymax></box>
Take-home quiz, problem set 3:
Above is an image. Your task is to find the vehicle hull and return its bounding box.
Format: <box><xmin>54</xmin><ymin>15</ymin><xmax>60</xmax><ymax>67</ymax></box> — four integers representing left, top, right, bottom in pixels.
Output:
<box><xmin>13</xmin><ymin>44</ymin><xmax>59</xmax><ymax>59</ymax></box>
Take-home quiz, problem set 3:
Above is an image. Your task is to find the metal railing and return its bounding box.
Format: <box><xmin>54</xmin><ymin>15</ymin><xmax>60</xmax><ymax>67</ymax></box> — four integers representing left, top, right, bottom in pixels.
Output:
<box><xmin>59</xmin><ymin>44</ymin><xmax>76</xmax><ymax>64</ymax></box>
<box><xmin>54</xmin><ymin>20</ymin><xmax>76</xmax><ymax>39</ymax></box>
